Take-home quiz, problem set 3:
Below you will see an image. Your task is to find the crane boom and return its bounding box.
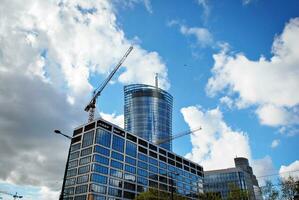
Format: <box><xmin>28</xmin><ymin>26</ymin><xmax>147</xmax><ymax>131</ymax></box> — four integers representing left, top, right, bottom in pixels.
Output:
<box><xmin>85</xmin><ymin>46</ymin><xmax>133</xmax><ymax>122</ymax></box>
<box><xmin>155</xmin><ymin>127</ymin><xmax>202</xmax><ymax>146</ymax></box>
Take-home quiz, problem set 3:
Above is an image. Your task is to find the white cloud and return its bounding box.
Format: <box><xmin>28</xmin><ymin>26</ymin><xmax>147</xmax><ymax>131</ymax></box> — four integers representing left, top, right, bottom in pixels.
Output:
<box><xmin>181</xmin><ymin>106</ymin><xmax>251</xmax><ymax>170</ymax></box>
<box><xmin>279</xmin><ymin>160</ymin><xmax>299</xmax><ymax>180</ymax></box>
<box><xmin>196</xmin><ymin>0</ymin><xmax>210</xmax><ymax>21</ymax></box>
<box><xmin>168</xmin><ymin>21</ymin><xmax>213</xmax><ymax>48</ymax></box>
<box><xmin>271</xmin><ymin>139</ymin><xmax>280</xmax><ymax>148</ymax></box>
<box><xmin>206</xmin><ymin>18</ymin><xmax>299</xmax><ymax>130</ymax></box>
<box><xmin>220</xmin><ymin>96</ymin><xmax>234</xmax><ymax>109</ymax></box>
<box><xmin>100</xmin><ymin>112</ymin><xmax>124</xmax><ymax>128</ymax></box>
<box><xmin>252</xmin><ymin>156</ymin><xmax>276</xmax><ymax>185</ymax></box>
<box><xmin>0</xmin><ymin>0</ymin><xmax>169</xmax><ymax>196</ymax></box>
<box><xmin>242</xmin><ymin>0</ymin><xmax>252</xmax><ymax>5</ymax></box>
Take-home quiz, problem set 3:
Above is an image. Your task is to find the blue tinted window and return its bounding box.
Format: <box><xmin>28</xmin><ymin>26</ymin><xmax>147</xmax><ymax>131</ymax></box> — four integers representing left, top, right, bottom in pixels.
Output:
<box><xmin>138</xmin><ymin>161</ymin><xmax>147</xmax><ymax>170</ymax></box>
<box><xmin>111</xmin><ymin>151</ymin><xmax>124</xmax><ymax>161</ymax></box>
<box><xmin>149</xmin><ymin>157</ymin><xmax>158</xmax><ymax>166</ymax></box>
<box><xmin>90</xmin><ymin>173</ymin><xmax>107</xmax><ymax>184</ymax></box>
<box><xmin>111</xmin><ymin>160</ymin><xmax>123</xmax><ymax>170</ymax></box>
<box><xmin>78</xmin><ymin>165</ymin><xmax>90</xmax><ymax>174</ymax></box>
<box><xmin>125</xmin><ymin>157</ymin><xmax>136</xmax><ymax>166</ymax></box>
<box><xmin>159</xmin><ymin>169</ymin><xmax>167</xmax><ymax>176</ymax></box>
<box><xmin>112</xmin><ymin>135</ymin><xmax>124</xmax><ymax>153</ymax></box>
<box><xmin>82</xmin><ymin>131</ymin><xmax>94</xmax><ymax>148</ymax></box>
<box><xmin>94</xmin><ymin>145</ymin><xmax>110</xmax><ymax>156</ymax></box>
<box><xmin>95</xmin><ymin>129</ymin><xmax>111</xmax><ymax>147</ymax></box>
<box><xmin>110</xmin><ymin>169</ymin><xmax>123</xmax><ymax>179</ymax></box>
<box><xmin>125</xmin><ymin>165</ymin><xmax>136</xmax><ymax>174</ymax></box>
<box><xmin>149</xmin><ymin>165</ymin><xmax>158</xmax><ymax>173</ymax></box>
<box><xmin>126</xmin><ymin>141</ymin><xmax>137</xmax><ymax>157</ymax></box>
<box><xmin>137</xmin><ymin>169</ymin><xmax>148</xmax><ymax>177</ymax></box>
<box><xmin>138</xmin><ymin>153</ymin><xmax>148</xmax><ymax>162</ymax></box>
<box><xmin>159</xmin><ymin>161</ymin><xmax>167</xmax><ymax>169</ymax></box>
<box><xmin>137</xmin><ymin>177</ymin><xmax>148</xmax><ymax>185</ymax></box>
<box><xmin>108</xmin><ymin>187</ymin><xmax>122</xmax><ymax>197</ymax></box>
<box><xmin>93</xmin><ymin>154</ymin><xmax>109</xmax><ymax>165</ymax></box>
<box><xmin>92</xmin><ymin>164</ymin><xmax>108</xmax><ymax>174</ymax></box>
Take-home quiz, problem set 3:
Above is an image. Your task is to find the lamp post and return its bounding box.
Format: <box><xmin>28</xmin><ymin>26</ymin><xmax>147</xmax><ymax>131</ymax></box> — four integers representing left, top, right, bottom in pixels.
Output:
<box><xmin>54</xmin><ymin>130</ymin><xmax>72</xmax><ymax>200</ymax></box>
<box><xmin>168</xmin><ymin>172</ymin><xmax>179</xmax><ymax>200</ymax></box>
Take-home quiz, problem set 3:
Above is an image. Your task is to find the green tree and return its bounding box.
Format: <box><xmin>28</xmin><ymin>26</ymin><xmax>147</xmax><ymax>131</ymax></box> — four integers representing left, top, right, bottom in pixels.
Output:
<box><xmin>227</xmin><ymin>183</ymin><xmax>249</xmax><ymax>200</ymax></box>
<box><xmin>262</xmin><ymin>180</ymin><xmax>280</xmax><ymax>200</ymax></box>
<box><xmin>198</xmin><ymin>192</ymin><xmax>222</xmax><ymax>200</ymax></box>
<box><xmin>280</xmin><ymin>176</ymin><xmax>298</xmax><ymax>200</ymax></box>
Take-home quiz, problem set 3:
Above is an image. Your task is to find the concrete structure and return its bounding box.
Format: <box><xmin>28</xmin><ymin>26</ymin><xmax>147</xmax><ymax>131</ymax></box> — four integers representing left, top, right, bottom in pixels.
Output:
<box><xmin>204</xmin><ymin>157</ymin><xmax>262</xmax><ymax>200</ymax></box>
<box><xmin>62</xmin><ymin>118</ymin><xmax>204</xmax><ymax>200</ymax></box>
<box><xmin>124</xmin><ymin>84</ymin><xmax>173</xmax><ymax>150</ymax></box>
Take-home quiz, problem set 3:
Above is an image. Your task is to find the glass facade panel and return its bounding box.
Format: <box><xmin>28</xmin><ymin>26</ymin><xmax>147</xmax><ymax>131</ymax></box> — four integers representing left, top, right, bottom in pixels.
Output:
<box><xmin>125</xmin><ymin>141</ymin><xmax>137</xmax><ymax>157</ymax></box>
<box><xmin>82</xmin><ymin>131</ymin><xmax>94</xmax><ymax>148</ymax></box>
<box><xmin>112</xmin><ymin>135</ymin><xmax>124</xmax><ymax>153</ymax></box>
<box><xmin>96</xmin><ymin>129</ymin><xmax>111</xmax><ymax>147</ymax></box>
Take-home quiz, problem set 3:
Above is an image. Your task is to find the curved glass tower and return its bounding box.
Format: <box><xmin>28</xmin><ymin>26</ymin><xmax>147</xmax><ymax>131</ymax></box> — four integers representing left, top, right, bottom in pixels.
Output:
<box><xmin>124</xmin><ymin>84</ymin><xmax>173</xmax><ymax>150</ymax></box>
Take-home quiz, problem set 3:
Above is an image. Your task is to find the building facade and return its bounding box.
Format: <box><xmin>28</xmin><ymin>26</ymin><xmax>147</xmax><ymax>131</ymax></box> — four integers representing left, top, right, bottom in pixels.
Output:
<box><xmin>124</xmin><ymin>84</ymin><xmax>173</xmax><ymax>150</ymax></box>
<box><xmin>62</xmin><ymin>118</ymin><xmax>204</xmax><ymax>200</ymax></box>
<box><xmin>204</xmin><ymin>157</ymin><xmax>262</xmax><ymax>200</ymax></box>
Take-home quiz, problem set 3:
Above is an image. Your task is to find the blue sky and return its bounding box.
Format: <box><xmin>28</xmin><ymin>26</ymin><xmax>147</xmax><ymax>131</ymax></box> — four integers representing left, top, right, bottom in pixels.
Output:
<box><xmin>0</xmin><ymin>0</ymin><xmax>298</xmax><ymax>199</ymax></box>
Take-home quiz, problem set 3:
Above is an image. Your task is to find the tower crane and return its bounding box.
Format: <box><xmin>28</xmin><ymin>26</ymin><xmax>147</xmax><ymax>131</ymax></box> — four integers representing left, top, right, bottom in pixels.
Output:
<box><xmin>0</xmin><ymin>191</ymin><xmax>23</xmax><ymax>200</ymax></box>
<box><xmin>154</xmin><ymin>127</ymin><xmax>202</xmax><ymax>146</ymax></box>
<box><xmin>84</xmin><ymin>46</ymin><xmax>133</xmax><ymax>122</ymax></box>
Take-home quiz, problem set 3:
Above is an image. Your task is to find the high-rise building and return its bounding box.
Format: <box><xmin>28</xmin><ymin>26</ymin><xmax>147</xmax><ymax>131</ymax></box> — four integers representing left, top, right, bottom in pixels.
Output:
<box><xmin>204</xmin><ymin>157</ymin><xmax>262</xmax><ymax>200</ymax></box>
<box><xmin>124</xmin><ymin>84</ymin><xmax>173</xmax><ymax>150</ymax></box>
<box><xmin>62</xmin><ymin>118</ymin><xmax>204</xmax><ymax>200</ymax></box>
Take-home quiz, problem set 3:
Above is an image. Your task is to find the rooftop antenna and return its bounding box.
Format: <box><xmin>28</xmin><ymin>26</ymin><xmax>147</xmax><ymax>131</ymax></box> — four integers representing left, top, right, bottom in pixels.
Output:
<box><xmin>155</xmin><ymin>73</ymin><xmax>159</xmax><ymax>88</ymax></box>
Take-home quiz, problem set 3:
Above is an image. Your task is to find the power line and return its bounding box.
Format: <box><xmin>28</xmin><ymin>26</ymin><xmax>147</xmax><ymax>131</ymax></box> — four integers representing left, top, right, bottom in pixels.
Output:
<box><xmin>255</xmin><ymin>169</ymin><xmax>299</xmax><ymax>179</ymax></box>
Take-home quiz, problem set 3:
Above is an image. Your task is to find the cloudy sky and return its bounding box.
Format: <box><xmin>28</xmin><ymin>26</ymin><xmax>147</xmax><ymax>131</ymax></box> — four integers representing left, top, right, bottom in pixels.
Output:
<box><xmin>0</xmin><ymin>0</ymin><xmax>298</xmax><ymax>199</ymax></box>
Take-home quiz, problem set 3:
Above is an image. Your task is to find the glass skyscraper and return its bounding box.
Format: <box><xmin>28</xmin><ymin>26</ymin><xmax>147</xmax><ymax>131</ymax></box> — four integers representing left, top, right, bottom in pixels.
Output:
<box><xmin>124</xmin><ymin>84</ymin><xmax>173</xmax><ymax>150</ymax></box>
<box><xmin>62</xmin><ymin>118</ymin><xmax>204</xmax><ymax>200</ymax></box>
<box><xmin>204</xmin><ymin>157</ymin><xmax>262</xmax><ymax>200</ymax></box>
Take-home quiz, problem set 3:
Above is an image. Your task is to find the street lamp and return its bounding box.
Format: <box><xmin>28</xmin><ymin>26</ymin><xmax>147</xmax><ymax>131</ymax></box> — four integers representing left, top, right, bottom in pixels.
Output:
<box><xmin>54</xmin><ymin>129</ymin><xmax>72</xmax><ymax>200</ymax></box>
<box><xmin>168</xmin><ymin>172</ymin><xmax>179</xmax><ymax>200</ymax></box>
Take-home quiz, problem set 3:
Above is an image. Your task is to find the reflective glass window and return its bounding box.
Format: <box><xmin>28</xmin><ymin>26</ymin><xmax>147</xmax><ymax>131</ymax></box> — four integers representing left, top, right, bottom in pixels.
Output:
<box><xmin>137</xmin><ymin>169</ymin><xmax>148</xmax><ymax>177</ymax></box>
<box><xmin>96</xmin><ymin>129</ymin><xmax>111</xmax><ymax>147</ymax></box>
<box><xmin>69</xmin><ymin>151</ymin><xmax>80</xmax><ymax>160</ymax></box>
<box><xmin>111</xmin><ymin>160</ymin><xmax>123</xmax><ymax>170</ymax></box>
<box><xmin>124</xmin><ymin>173</ymin><xmax>136</xmax><ymax>182</ymax></box>
<box><xmin>149</xmin><ymin>165</ymin><xmax>158</xmax><ymax>173</ymax></box>
<box><xmin>66</xmin><ymin>168</ymin><xmax>77</xmax><ymax>177</ymax></box>
<box><xmin>93</xmin><ymin>154</ymin><xmax>109</xmax><ymax>165</ymax></box>
<box><xmin>81</xmin><ymin>147</ymin><xmax>92</xmax><ymax>157</ymax></box>
<box><xmin>78</xmin><ymin>165</ymin><xmax>90</xmax><ymax>174</ymax></box>
<box><xmin>111</xmin><ymin>151</ymin><xmax>124</xmax><ymax>161</ymax></box>
<box><xmin>77</xmin><ymin>175</ymin><xmax>89</xmax><ymax>184</ymax></box>
<box><xmin>108</xmin><ymin>187</ymin><xmax>122</xmax><ymax>197</ymax></box>
<box><xmin>94</xmin><ymin>145</ymin><xmax>110</xmax><ymax>156</ymax></box>
<box><xmin>123</xmin><ymin>191</ymin><xmax>135</xmax><ymax>199</ymax></box>
<box><xmin>126</xmin><ymin>141</ymin><xmax>137</xmax><ymax>157</ymax></box>
<box><xmin>65</xmin><ymin>178</ymin><xmax>76</xmax><ymax>186</ymax></box>
<box><xmin>68</xmin><ymin>160</ymin><xmax>78</xmax><ymax>169</ymax></box>
<box><xmin>90</xmin><ymin>173</ymin><xmax>107</xmax><ymax>184</ymax></box>
<box><xmin>125</xmin><ymin>165</ymin><xmax>136</xmax><ymax>174</ymax></box>
<box><xmin>125</xmin><ymin>156</ymin><xmax>136</xmax><ymax>166</ymax></box>
<box><xmin>71</xmin><ymin>143</ymin><xmax>81</xmax><ymax>152</ymax></box>
<box><xmin>124</xmin><ymin>182</ymin><xmax>136</xmax><ymax>191</ymax></box>
<box><xmin>92</xmin><ymin>164</ymin><xmax>108</xmax><ymax>174</ymax></box>
<box><xmin>82</xmin><ymin>131</ymin><xmax>94</xmax><ymax>148</ymax></box>
<box><xmin>90</xmin><ymin>183</ymin><xmax>106</xmax><ymax>195</ymax></box>
<box><xmin>112</xmin><ymin>135</ymin><xmax>124</xmax><ymax>153</ymax></box>
<box><xmin>80</xmin><ymin>156</ymin><xmax>91</xmax><ymax>165</ymax></box>
<box><xmin>138</xmin><ymin>153</ymin><xmax>148</xmax><ymax>162</ymax></box>
<box><xmin>137</xmin><ymin>176</ymin><xmax>148</xmax><ymax>185</ymax></box>
<box><xmin>75</xmin><ymin>184</ymin><xmax>88</xmax><ymax>194</ymax></box>
<box><xmin>138</xmin><ymin>161</ymin><xmax>147</xmax><ymax>170</ymax></box>
<box><xmin>149</xmin><ymin>158</ymin><xmax>158</xmax><ymax>166</ymax></box>
<box><xmin>110</xmin><ymin>169</ymin><xmax>123</xmax><ymax>179</ymax></box>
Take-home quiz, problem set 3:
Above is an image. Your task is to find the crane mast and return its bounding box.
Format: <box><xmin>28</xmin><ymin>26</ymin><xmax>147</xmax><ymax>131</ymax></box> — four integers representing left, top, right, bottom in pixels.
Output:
<box><xmin>85</xmin><ymin>46</ymin><xmax>133</xmax><ymax>122</ymax></box>
<box><xmin>154</xmin><ymin>127</ymin><xmax>202</xmax><ymax>146</ymax></box>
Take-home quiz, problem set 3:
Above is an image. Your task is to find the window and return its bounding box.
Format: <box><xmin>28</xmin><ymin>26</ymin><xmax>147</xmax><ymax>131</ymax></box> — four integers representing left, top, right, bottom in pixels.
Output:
<box><xmin>68</xmin><ymin>160</ymin><xmax>78</xmax><ymax>169</ymax></box>
<box><xmin>74</xmin><ymin>195</ymin><xmax>86</xmax><ymax>200</ymax></box>
<box><xmin>138</xmin><ymin>161</ymin><xmax>147</xmax><ymax>170</ymax></box>
<box><xmin>71</xmin><ymin>143</ymin><xmax>81</xmax><ymax>152</ymax></box>
<box><xmin>149</xmin><ymin>158</ymin><xmax>158</xmax><ymax>166</ymax></box>
<box><xmin>90</xmin><ymin>183</ymin><xmax>106</xmax><ymax>194</ymax></box>
<box><xmin>124</xmin><ymin>173</ymin><xmax>136</xmax><ymax>182</ymax></box>
<box><xmin>109</xmin><ymin>178</ymin><xmax>122</xmax><ymax>188</ymax></box>
<box><xmin>108</xmin><ymin>187</ymin><xmax>122</xmax><ymax>197</ymax></box>
<box><xmin>77</xmin><ymin>175</ymin><xmax>89</xmax><ymax>184</ymax></box>
<box><xmin>75</xmin><ymin>184</ymin><xmax>88</xmax><ymax>194</ymax></box>
<box><xmin>88</xmin><ymin>194</ymin><xmax>105</xmax><ymax>200</ymax></box>
<box><xmin>123</xmin><ymin>191</ymin><xmax>135</xmax><ymax>199</ymax></box>
<box><xmin>82</xmin><ymin>131</ymin><xmax>94</xmax><ymax>148</ymax></box>
<box><xmin>111</xmin><ymin>151</ymin><xmax>124</xmax><ymax>161</ymax></box>
<box><xmin>159</xmin><ymin>161</ymin><xmax>167</xmax><ymax>169</ymax></box>
<box><xmin>81</xmin><ymin>147</ymin><xmax>92</xmax><ymax>157</ymax></box>
<box><xmin>138</xmin><ymin>146</ymin><xmax>147</xmax><ymax>154</ymax></box>
<box><xmin>149</xmin><ymin>144</ymin><xmax>157</xmax><ymax>151</ymax></box>
<box><xmin>66</xmin><ymin>168</ymin><xmax>77</xmax><ymax>177</ymax></box>
<box><xmin>78</xmin><ymin>165</ymin><xmax>90</xmax><ymax>174</ymax></box>
<box><xmin>69</xmin><ymin>151</ymin><xmax>80</xmax><ymax>160</ymax></box>
<box><xmin>124</xmin><ymin>182</ymin><xmax>136</xmax><ymax>191</ymax></box>
<box><xmin>149</xmin><ymin>165</ymin><xmax>158</xmax><ymax>173</ymax></box>
<box><xmin>137</xmin><ymin>169</ymin><xmax>148</xmax><ymax>177</ymax></box>
<box><xmin>65</xmin><ymin>187</ymin><xmax>74</xmax><ymax>195</ymax></box>
<box><xmin>95</xmin><ymin>129</ymin><xmax>111</xmax><ymax>147</ymax></box>
<box><xmin>92</xmin><ymin>164</ymin><xmax>108</xmax><ymax>174</ymax></box>
<box><xmin>159</xmin><ymin>148</ymin><xmax>166</xmax><ymax>155</ymax></box>
<box><xmin>125</xmin><ymin>156</ymin><xmax>136</xmax><ymax>166</ymax></box>
<box><xmin>167</xmin><ymin>152</ymin><xmax>175</xmax><ymax>159</ymax></box>
<box><xmin>149</xmin><ymin>180</ymin><xmax>158</xmax><ymax>188</ymax></box>
<box><xmin>138</xmin><ymin>139</ymin><xmax>148</xmax><ymax>147</ymax></box>
<box><xmin>112</xmin><ymin>135</ymin><xmax>124</xmax><ymax>153</ymax></box>
<box><xmin>111</xmin><ymin>160</ymin><xmax>123</xmax><ymax>170</ymax></box>
<box><xmin>90</xmin><ymin>173</ymin><xmax>107</xmax><ymax>184</ymax></box>
<box><xmin>94</xmin><ymin>145</ymin><xmax>110</xmax><ymax>156</ymax></box>
<box><xmin>149</xmin><ymin>151</ymin><xmax>157</xmax><ymax>158</ymax></box>
<box><xmin>126</xmin><ymin>141</ymin><xmax>137</xmax><ymax>157</ymax></box>
<box><xmin>80</xmin><ymin>156</ymin><xmax>91</xmax><ymax>165</ymax></box>
<box><xmin>93</xmin><ymin>154</ymin><xmax>109</xmax><ymax>165</ymax></box>
<box><xmin>65</xmin><ymin>178</ymin><xmax>76</xmax><ymax>186</ymax></box>
<box><xmin>138</xmin><ymin>153</ymin><xmax>148</xmax><ymax>162</ymax></box>
<box><xmin>137</xmin><ymin>177</ymin><xmax>148</xmax><ymax>185</ymax></box>
<box><xmin>149</xmin><ymin>173</ymin><xmax>158</xmax><ymax>181</ymax></box>
<box><xmin>126</xmin><ymin>133</ymin><xmax>137</xmax><ymax>142</ymax></box>
<box><xmin>125</xmin><ymin>165</ymin><xmax>136</xmax><ymax>174</ymax></box>
<box><xmin>110</xmin><ymin>168</ymin><xmax>123</xmax><ymax>179</ymax></box>
<box><xmin>159</xmin><ymin>155</ymin><xmax>166</xmax><ymax>162</ymax></box>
